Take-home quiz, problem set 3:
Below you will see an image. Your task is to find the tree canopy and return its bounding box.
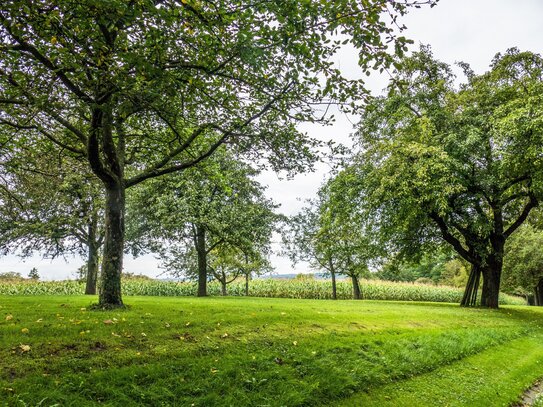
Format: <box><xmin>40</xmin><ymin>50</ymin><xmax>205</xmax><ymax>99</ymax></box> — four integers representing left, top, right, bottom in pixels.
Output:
<box><xmin>127</xmin><ymin>148</ymin><xmax>278</xmax><ymax>296</ymax></box>
<box><xmin>0</xmin><ymin>0</ymin><xmax>437</xmax><ymax>306</ymax></box>
<box><xmin>345</xmin><ymin>46</ymin><xmax>543</xmax><ymax>308</ymax></box>
<box><xmin>502</xmin><ymin>224</ymin><xmax>543</xmax><ymax>305</ymax></box>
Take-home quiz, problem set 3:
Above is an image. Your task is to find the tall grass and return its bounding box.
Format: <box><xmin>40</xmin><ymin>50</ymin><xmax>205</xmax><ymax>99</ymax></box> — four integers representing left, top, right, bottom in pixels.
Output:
<box><xmin>0</xmin><ymin>278</ymin><xmax>525</xmax><ymax>305</ymax></box>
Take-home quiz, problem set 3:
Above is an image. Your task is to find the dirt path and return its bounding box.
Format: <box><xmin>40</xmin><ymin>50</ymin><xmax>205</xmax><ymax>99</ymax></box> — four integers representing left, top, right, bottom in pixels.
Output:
<box><xmin>514</xmin><ymin>379</ymin><xmax>543</xmax><ymax>406</ymax></box>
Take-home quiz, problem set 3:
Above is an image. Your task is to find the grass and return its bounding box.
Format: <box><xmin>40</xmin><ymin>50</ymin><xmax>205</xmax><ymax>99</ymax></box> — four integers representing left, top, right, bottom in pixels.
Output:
<box><xmin>0</xmin><ymin>278</ymin><xmax>526</xmax><ymax>305</ymax></box>
<box><xmin>1</xmin><ymin>295</ymin><xmax>542</xmax><ymax>406</ymax></box>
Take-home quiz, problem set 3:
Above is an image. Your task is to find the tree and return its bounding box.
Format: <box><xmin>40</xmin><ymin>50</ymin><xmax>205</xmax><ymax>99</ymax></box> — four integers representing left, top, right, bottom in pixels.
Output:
<box><xmin>284</xmin><ymin>199</ymin><xmax>341</xmax><ymax>299</ymax></box>
<box><xmin>207</xmin><ymin>245</ymin><xmax>272</xmax><ymax>296</ymax></box>
<box><xmin>0</xmin><ymin>140</ymin><xmax>104</xmax><ymax>294</ymax></box>
<box><xmin>28</xmin><ymin>267</ymin><xmax>39</xmax><ymax>280</ymax></box>
<box><xmin>285</xmin><ymin>174</ymin><xmax>377</xmax><ymax>300</ymax></box>
<box><xmin>0</xmin><ymin>0</ymin><xmax>437</xmax><ymax>307</ymax></box>
<box><xmin>127</xmin><ymin>148</ymin><xmax>277</xmax><ymax>296</ymax></box>
<box><xmin>351</xmin><ymin>47</ymin><xmax>543</xmax><ymax>308</ymax></box>
<box><xmin>502</xmin><ymin>224</ymin><xmax>543</xmax><ymax>306</ymax></box>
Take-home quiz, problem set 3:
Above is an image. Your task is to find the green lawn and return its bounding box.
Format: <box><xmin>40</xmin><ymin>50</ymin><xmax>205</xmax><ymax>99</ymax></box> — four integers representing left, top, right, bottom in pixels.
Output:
<box><xmin>1</xmin><ymin>296</ymin><xmax>542</xmax><ymax>406</ymax></box>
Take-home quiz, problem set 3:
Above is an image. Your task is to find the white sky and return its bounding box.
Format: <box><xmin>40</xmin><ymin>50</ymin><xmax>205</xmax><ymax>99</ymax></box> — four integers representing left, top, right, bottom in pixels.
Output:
<box><xmin>2</xmin><ymin>0</ymin><xmax>543</xmax><ymax>280</ymax></box>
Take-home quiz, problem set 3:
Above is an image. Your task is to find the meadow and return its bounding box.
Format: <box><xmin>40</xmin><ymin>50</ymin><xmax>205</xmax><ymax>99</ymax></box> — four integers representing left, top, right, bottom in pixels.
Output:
<box><xmin>1</xmin><ymin>295</ymin><xmax>542</xmax><ymax>406</ymax></box>
<box><xmin>0</xmin><ymin>278</ymin><xmax>526</xmax><ymax>305</ymax></box>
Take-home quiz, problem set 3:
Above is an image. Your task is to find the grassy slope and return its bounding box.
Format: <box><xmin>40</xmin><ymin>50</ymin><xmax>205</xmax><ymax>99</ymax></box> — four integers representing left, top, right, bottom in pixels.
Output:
<box><xmin>0</xmin><ymin>296</ymin><xmax>542</xmax><ymax>406</ymax></box>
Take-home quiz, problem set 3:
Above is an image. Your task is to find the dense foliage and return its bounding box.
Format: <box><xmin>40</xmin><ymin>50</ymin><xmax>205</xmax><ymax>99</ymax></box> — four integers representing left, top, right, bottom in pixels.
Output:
<box><xmin>502</xmin><ymin>224</ymin><xmax>543</xmax><ymax>305</ymax></box>
<box><xmin>128</xmin><ymin>149</ymin><xmax>278</xmax><ymax>296</ymax></box>
<box><xmin>0</xmin><ymin>0</ymin><xmax>436</xmax><ymax>306</ymax></box>
<box><xmin>339</xmin><ymin>47</ymin><xmax>543</xmax><ymax>308</ymax></box>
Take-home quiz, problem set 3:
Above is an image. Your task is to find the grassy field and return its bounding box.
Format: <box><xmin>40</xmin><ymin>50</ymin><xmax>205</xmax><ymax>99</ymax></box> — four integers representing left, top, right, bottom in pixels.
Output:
<box><xmin>0</xmin><ymin>278</ymin><xmax>526</xmax><ymax>305</ymax></box>
<box><xmin>1</xmin><ymin>296</ymin><xmax>542</xmax><ymax>406</ymax></box>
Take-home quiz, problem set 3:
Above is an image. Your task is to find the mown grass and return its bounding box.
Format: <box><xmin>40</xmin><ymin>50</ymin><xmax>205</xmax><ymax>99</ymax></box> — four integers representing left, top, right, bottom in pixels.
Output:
<box><xmin>0</xmin><ymin>278</ymin><xmax>526</xmax><ymax>305</ymax></box>
<box><xmin>1</xmin><ymin>295</ymin><xmax>542</xmax><ymax>406</ymax></box>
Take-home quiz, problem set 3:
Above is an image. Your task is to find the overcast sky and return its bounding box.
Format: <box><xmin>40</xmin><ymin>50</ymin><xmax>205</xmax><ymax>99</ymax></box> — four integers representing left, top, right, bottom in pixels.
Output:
<box><xmin>2</xmin><ymin>0</ymin><xmax>543</xmax><ymax>280</ymax></box>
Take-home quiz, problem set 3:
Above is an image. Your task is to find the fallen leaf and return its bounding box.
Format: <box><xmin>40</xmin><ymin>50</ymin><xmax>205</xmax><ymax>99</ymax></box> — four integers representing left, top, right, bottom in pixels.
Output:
<box><xmin>292</xmin><ymin>341</ymin><xmax>298</xmax><ymax>346</ymax></box>
<box><xmin>21</xmin><ymin>328</ymin><xmax>29</xmax><ymax>334</ymax></box>
<box><xmin>5</xmin><ymin>315</ymin><xmax>13</xmax><ymax>321</ymax></box>
<box><xmin>19</xmin><ymin>344</ymin><xmax>31</xmax><ymax>352</ymax></box>
<box><xmin>220</xmin><ymin>333</ymin><xmax>229</xmax><ymax>339</ymax></box>
<box><xmin>103</xmin><ymin>319</ymin><xmax>114</xmax><ymax>325</ymax></box>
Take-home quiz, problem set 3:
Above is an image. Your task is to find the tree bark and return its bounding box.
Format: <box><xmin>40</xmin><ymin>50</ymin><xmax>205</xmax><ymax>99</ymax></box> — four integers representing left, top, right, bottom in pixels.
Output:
<box><xmin>351</xmin><ymin>275</ymin><xmax>361</xmax><ymax>300</ymax></box>
<box><xmin>221</xmin><ymin>281</ymin><xmax>227</xmax><ymax>296</ymax></box>
<box><xmin>480</xmin><ymin>264</ymin><xmax>501</xmax><ymax>309</ymax></box>
<box><xmin>328</xmin><ymin>258</ymin><xmax>337</xmax><ymax>300</ymax></box>
<box><xmin>460</xmin><ymin>264</ymin><xmax>480</xmax><ymax>307</ymax></box>
<box><xmin>195</xmin><ymin>224</ymin><xmax>207</xmax><ymax>297</ymax></box>
<box><xmin>534</xmin><ymin>279</ymin><xmax>543</xmax><ymax>306</ymax></box>
<box><xmin>85</xmin><ymin>241</ymin><xmax>99</xmax><ymax>295</ymax></box>
<box><xmin>98</xmin><ymin>183</ymin><xmax>124</xmax><ymax>307</ymax></box>
<box><xmin>245</xmin><ymin>273</ymin><xmax>249</xmax><ymax>296</ymax></box>
<box><xmin>331</xmin><ymin>271</ymin><xmax>337</xmax><ymax>300</ymax></box>
<box><xmin>85</xmin><ymin>214</ymin><xmax>99</xmax><ymax>295</ymax></box>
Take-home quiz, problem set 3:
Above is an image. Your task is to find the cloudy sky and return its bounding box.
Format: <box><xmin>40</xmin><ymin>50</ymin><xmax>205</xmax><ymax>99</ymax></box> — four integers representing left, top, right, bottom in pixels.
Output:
<box><xmin>2</xmin><ymin>0</ymin><xmax>542</xmax><ymax>280</ymax></box>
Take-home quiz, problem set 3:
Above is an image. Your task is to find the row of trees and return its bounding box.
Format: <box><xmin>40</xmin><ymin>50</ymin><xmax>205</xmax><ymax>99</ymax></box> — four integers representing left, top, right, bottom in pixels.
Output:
<box><xmin>286</xmin><ymin>47</ymin><xmax>543</xmax><ymax>309</ymax></box>
<box><xmin>0</xmin><ymin>142</ymin><xmax>279</xmax><ymax>296</ymax></box>
<box><xmin>0</xmin><ymin>0</ymin><xmax>437</xmax><ymax>307</ymax></box>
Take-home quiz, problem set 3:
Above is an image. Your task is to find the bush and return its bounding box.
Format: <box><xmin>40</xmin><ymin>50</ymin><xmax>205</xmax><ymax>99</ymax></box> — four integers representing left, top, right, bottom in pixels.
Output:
<box><xmin>0</xmin><ymin>272</ymin><xmax>24</xmax><ymax>282</ymax></box>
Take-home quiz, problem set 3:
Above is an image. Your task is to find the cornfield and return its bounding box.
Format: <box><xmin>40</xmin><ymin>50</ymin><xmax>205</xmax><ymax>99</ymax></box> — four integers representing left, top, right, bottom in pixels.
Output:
<box><xmin>0</xmin><ymin>278</ymin><xmax>526</xmax><ymax>305</ymax></box>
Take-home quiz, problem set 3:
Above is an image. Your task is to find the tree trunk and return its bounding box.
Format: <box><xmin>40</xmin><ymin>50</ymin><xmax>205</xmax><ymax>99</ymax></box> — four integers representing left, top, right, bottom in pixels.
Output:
<box><xmin>328</xmin><ymin>258</ymin><xmax>337</xmax><ymax>300</ymax></box>
<box><xmin>480</xmin><ymin>261</ymin><xmax>502</xmax><ymax>309</ymax></box>
<box><xmin>98</xmin><ymin>183</ymin><xmax>125</xmax><ymax>307</ymax></box>
<box><xmin>85</xmin><ymin>241</ymin><xmax>99</xmax><ymax>295</ymax></box>
<box><xmin>85</xmin><ymin>214</ymin><xmax>99</xmax><ymax>295</ymax></box>
<box><xmin>195</xmin><ymin>224</ymin><xmax>207</xmax><ymax>297</ymax></box>
<box><xmin>535</xmin><ymin>279</ymin><xmax>543</xmax><ymax>306</ymax></box>
<box><xmin>221</xmin><ymin>280</ymin><xmax>227</xmax><ymax>296</ymax></box>
<box><xmin>351</xmin><ymin>275</ymin><xmax>361</xmax><ymax>300</ymax></box>
<box><xmin>245</xmin><ymin>273</ymin><xmax>249</xmax><ymax>296</ymax></box>
<box><xmin>460</xmin><ymin>264</ymin><xmax>480</xmax><ymax>307</ymax></box>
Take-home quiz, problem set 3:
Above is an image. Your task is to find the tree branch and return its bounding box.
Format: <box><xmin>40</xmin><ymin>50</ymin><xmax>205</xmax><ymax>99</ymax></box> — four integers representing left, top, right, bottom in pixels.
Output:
<box><xmin>504</xmin><ymin>194</ymin><xmax>538</xmax><ymax>239</ymax></box>
<box><xmin>429</xmin><ymin>211</ymin><xmax>476</xmax><ymax>264</ymax></box>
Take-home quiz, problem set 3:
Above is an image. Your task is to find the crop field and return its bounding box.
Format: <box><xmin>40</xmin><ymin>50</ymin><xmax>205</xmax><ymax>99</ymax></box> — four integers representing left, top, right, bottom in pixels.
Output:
<box><xmin>0</xmin><ymin>278</ymin><xmax>525</xmax><ymax>305</ymax></box>
<box><xmin>1</xmin><ymin>295</ymin><xmax>542</xmax><ymax>406</ymax></box>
